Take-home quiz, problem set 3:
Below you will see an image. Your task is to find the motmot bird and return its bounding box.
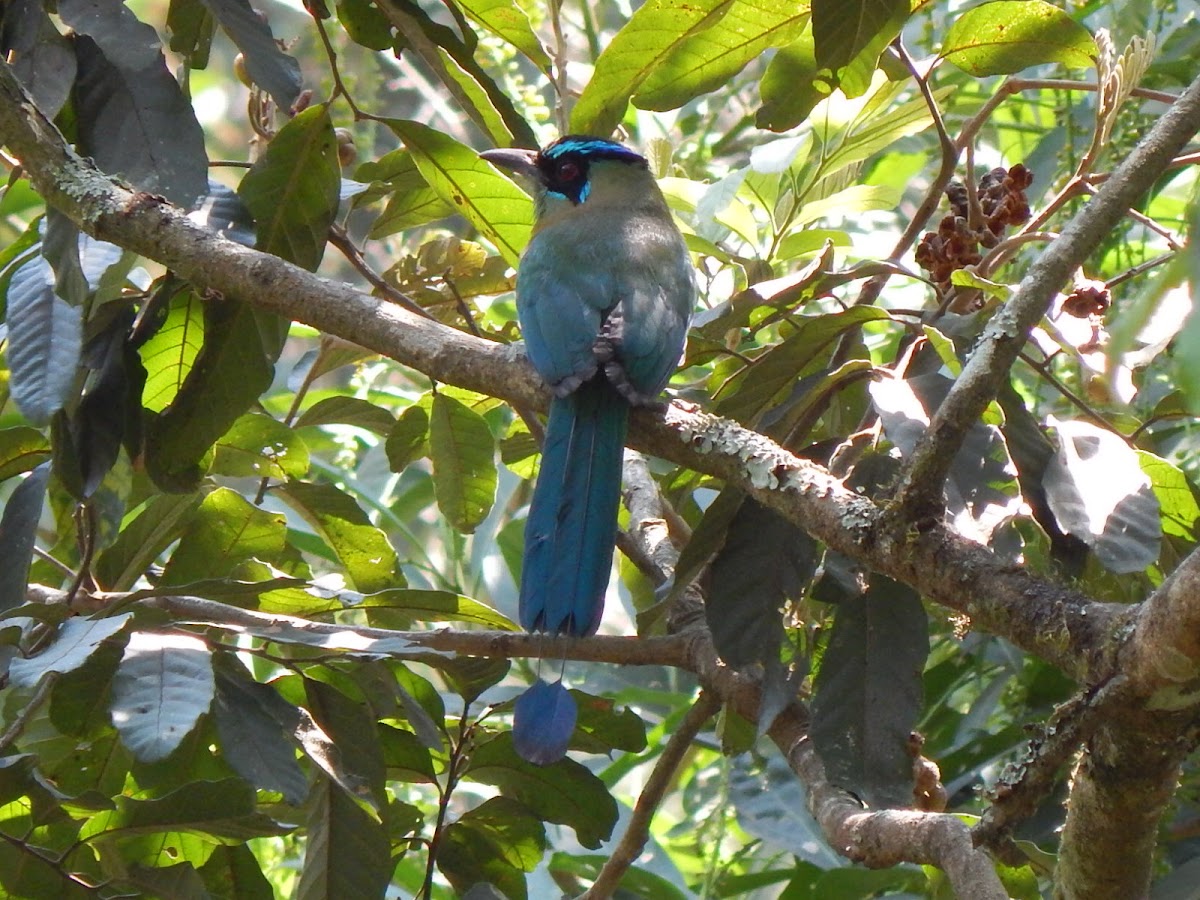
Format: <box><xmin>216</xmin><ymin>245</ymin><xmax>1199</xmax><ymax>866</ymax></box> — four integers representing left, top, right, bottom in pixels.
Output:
<box><xmin>482</xmin><ymin>136</ymin><xmax>694</xmax><ymax>763</ymax></box>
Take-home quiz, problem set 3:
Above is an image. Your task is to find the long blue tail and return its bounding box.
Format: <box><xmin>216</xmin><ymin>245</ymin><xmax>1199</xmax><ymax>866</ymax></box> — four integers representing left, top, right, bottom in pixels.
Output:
<box><xmin>519</xmin><ymin>379</ymin><xmax>629</xmax><ymax>637</ymax></box>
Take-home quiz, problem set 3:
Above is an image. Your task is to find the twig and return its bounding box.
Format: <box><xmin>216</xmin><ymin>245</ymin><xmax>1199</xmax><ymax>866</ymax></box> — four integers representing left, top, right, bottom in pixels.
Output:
<box><xmin>580</xmin><ymin>691</ymin><xmax>720</xmax><ymax>899</ymax></box>
<box><xmin>0</xmin><ymin>672</ymin><xmax>58</xmax><ymax>752</ymax></box>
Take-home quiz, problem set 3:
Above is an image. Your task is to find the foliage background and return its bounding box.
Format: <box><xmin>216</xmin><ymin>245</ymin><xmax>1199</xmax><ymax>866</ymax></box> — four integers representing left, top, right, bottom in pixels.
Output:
<box><xmin>0</xmin><ymin>0</ymin><xmax>1199</xmax><ymax>897</ymax></box>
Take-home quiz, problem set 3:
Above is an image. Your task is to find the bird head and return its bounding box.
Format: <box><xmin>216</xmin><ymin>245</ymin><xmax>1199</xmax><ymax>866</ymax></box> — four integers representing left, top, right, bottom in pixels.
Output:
<box><xmin>481</xmin><ymin>136</ymin><xmax>665</xmax><ymax>225</ymax></box>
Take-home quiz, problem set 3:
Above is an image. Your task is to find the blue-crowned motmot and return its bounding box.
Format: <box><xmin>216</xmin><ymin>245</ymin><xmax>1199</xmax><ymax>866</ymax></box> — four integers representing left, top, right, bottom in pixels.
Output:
<box><xmin>482</xmin><ymin>136</ymin><xmax>694</xmax><ymax>764</ymax></box>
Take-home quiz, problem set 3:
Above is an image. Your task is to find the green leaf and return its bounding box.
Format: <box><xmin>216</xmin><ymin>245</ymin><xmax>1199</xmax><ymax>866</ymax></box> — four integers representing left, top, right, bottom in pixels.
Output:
<box><xmin>452</xmin><ymin>0</ymin><xmax>551</xmax><ymax>69</ymax></box>
<box><xmin>359</xmin><ymin>150</ymin><xmax>457</xmax><ymax>237</ymax></box>
<box><xmin>198</xmin><ymin>844</ymin><xmax>275</xmax><ymax>900</ymax></box>
<box><xmin>570</xmin><ymin>0</ymin><xmax>730</xmax><ymax>137</ymax></box>
<box><xmin>428</xmin><ymin>393</ymin><xmax>498</xmax><ymax>534</ymax></box>
<box><xmin>94</xmin><ymin>491</ymin><xmax>206</xmax><ymax>591</ymax></box>
<box><xmin>940</xmin><ymin>0</ymin><xmax>1098</xmax><ymax>77</ymax></box>
<box><xmin>1137</xmin><ymin>451</ymin><xmax>1200</xmax><ymax>540</ymax></box>
<box><xmin>139</xmin><ymin>287</ymin><xmax>204</xmax><ymax>413</ymax></box>
<box><xmin>463</xmin><ymin>734</ymin><xmax>618</xmax><ymax>849</ymax></box>
<box><xmin>757</xmin><ymin>27</ymin><xmax>833</xmax><ymax>131</ymax></box>
<box><xmin>144</xmin><ymin>298</ymin><xmax>275</xmax><ymax>492</ymax></box>
<box><xmin>438</xmin><ymin>797</ymin><xmax>546</xmax><ymax>899</ymax></box>
<box><xmin>213</xmin><ymin>412</ymin><xmax>311</xmax><ymax>480</ymax></box>
<box><xmin>376</xmin><ymin>0</ymin><xmax>535</xmax><ymax>146</ymax></box>
<box><xmin>569</xmin><ymin>690</ymin><xmax>648</xmax><ymax>756</ymax></box>
<box><xmin>336</xmin><ymin>0</ymin><xmax>393</xmax><ymax>50</ymax></box>
<box><xmin>159</xmin><ymin>487</ymin><xmax>287</xmax><ymax>586</ymax></box>
<box><xmin>634</xmin><ymin>2</ymin><xmax>810</xmax><ymax>112</ymax></box>
<box><xmin>8</xmin><ymin>613</ymin><xmax>132</xmax><ymax>688</ymax></box>
<box><xmin>811</xmin><ymin>578</ymin><xmax>928</xmax><ymax>809</ymax></box>
<box><xmin>714</xmin><ymin>307</ymin><xmax>892</xmax><ymax>425</ymax></box>
<box><xmin>294</xmin><ymin>396</ymin><xmax>397</xmax><ymax>436</ymax></box>
<box><xmin>304</xmin><ymin>678</ymin><xmax>386</xmax><ymax>808</ymax></box>
<box><xmin>387</xmin><ymin>119</ymin><xmax>532</xmax><ymax>266</ymax></box>
<box><xmin>238</xmin><ymin>103</ymin><xmax>341</xmax><ymax>271</ymax></box>
<box><xmin>385</xmin><ymin>404</ymin><xmax>430</xmax><ymax>471</ymax></box>
<box><xmin>275</xmin><ymin>481</ymin><xmax>399</xmax><ymax>592</ymax></box>
<box><xmin>78</xmin><ymin>777</ymin><xmax>288</xmax><ymax>842</ymax></box>
<box><xmin>360</xmin><ymin>588</ymin><xmax>517</xmax><ymax>631</ymax></box>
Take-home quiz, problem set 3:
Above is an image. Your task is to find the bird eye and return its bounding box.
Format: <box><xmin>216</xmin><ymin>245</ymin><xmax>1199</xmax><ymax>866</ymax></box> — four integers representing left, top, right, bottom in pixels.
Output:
<box><xmin>556</xmin><ymin>161</ymin><xmax>581</xmax><ymax>183</ymax></box>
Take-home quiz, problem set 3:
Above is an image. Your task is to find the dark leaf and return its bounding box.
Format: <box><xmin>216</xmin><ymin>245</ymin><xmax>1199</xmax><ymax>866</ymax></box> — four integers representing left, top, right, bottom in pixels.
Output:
<box><xmin>197</xmin><ymin>0</ymin><xmax>303</xmax><ymax>109</ymax></box>
<box><xmin>73</xmin><ymin>308</ymin><xmax>138</xmax><ymax>497</ymax></box>
<box><xmin>63</xmin><ymin>0</ymin><xmax>208</xmax><ymax>207</ymax></box>
<box><xmin>714</xmin><ymin>307</ymin><xmax>891</xmax><ymax>425</ymax></box>
<box><xmin>294</xmin><ymin>776</ymin><xmax>391</xmax><ymax>900</ymax></box>
<box><xmin>304</xmin><ymin>678</ymin><xmax>386</xmax><ymax>809</ymax></box>
<box><xmin>8</xmin><ymin>612</ymin><xmax>132</xmax><ymax>688</ymax></box>
<box><xmin>6</xmin><ymin>249</ymin><xmax>81</xmax><ymax>424</ymax></box>
<box><xmin>811</xmin><ymin>578</ymin><xmax>928</xmax><ymax>809</ymax></box>
<box><xmin>1042</xmin><ymin>419</ymin><xmax>1161</xmax><ymax>573</ymax></box>
<box><xmin>188</xmin><ymin>180</ymin><xmax>257</xmax><ymax>246</ymax></box>
<box><xmin>0</xmin><ymin>462</ymin><xmax>49</xmax><ymax>613</ymax></box>
<box><xmin>213</xmin><ymin>655</ymin><xmax>309</xmax><ymax>805</ymax></box>
<box><xmin>707</xmin><ymin>497</ymin><xmax>818</xmax><ymax>670</ymax></box>
<box><xmin>568</xmin><ymin>690</ymin><xmax>648</xmax><ymax>755</ymax></box>
<box><xmin>1</xmin><ymin>0</ymin><xmax>76</xmax><ymax>119</ymax></box>
<box><xmin>376</xmin><ymin>0</ymin><xmax>534</xmax><ymax>146</ymax></box>
<box><xmin>433</xmin><ymin>655</ymin><xmax>510</xmax><ymax>705</ymax></box>
<box><xmin>166</xmin><ymin>0</ymin><xmax>216</xmax><ymax>67</ymax></box>
<box><xmin>812</xmin><ymin>0</ymin><xmax>908</xmax><ymax>73</ymax></box>
<box><xmin>757</xmin><ymin>28</ymin><xmax>833</xmax><ymax>132</ymax></box>
<box><xmin>871</xmin><ymin>373</ymin><xmax>1019</xmax><ymax>542</ymax></box>
<box><xmin>238</xmin><ymin>103</ymin><xmax>341</xmax><ymax>271</ymax></box>
<box><xmin>110</xmin><ymin>630</ymin><xmax>215</xmax><ymax>762</ymax></box>
<box><xmin>335</xmin><ymin>0</ymin><xmax>393</xmax><ymax>50</ymax></box>
<box><xmin>85</xmin><ymin>777</ymin><xmax>289</xmax><ymax>840</ymax></box>
<box><xmin>729</xmin><ymin>753</ymin><xmax>842</xmax><ymax>865</ymax></box>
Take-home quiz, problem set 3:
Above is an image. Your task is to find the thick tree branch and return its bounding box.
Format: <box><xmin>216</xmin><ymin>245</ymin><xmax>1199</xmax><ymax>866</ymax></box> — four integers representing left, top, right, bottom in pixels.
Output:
<box><xmin>888</xmin><ymin>70</ymin><xmax>1200</xmax><ymax>523</ymax></box>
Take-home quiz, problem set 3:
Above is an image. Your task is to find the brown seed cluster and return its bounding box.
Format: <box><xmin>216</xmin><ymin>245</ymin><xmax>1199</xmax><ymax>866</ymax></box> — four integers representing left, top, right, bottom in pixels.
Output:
<box><xmin>916</xmin><ymin>165</ymin><xmax>1034</xmax><ymax>291</ymax></box>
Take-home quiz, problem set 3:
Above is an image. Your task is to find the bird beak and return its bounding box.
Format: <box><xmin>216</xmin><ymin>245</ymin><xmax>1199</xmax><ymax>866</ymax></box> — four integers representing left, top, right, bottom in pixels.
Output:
<box><xmin>480</xmin><ymin>147</ymin><xmax>540</xmax><ymax>181</ymax></box>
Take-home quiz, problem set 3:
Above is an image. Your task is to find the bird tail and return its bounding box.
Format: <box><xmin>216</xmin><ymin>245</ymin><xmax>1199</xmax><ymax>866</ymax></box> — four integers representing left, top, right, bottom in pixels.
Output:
<box><xmin>519</xmin><ymin>379</ymin><xmax>629</xmax><ymax>637</ymax></box>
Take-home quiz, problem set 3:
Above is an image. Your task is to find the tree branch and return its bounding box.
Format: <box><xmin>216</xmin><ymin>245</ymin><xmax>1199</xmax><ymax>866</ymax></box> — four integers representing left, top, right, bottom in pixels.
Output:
<box><xmin>887</xmin><ymin>70</ymin><xmax>1200</xmax><ymax>523</ymax></box>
